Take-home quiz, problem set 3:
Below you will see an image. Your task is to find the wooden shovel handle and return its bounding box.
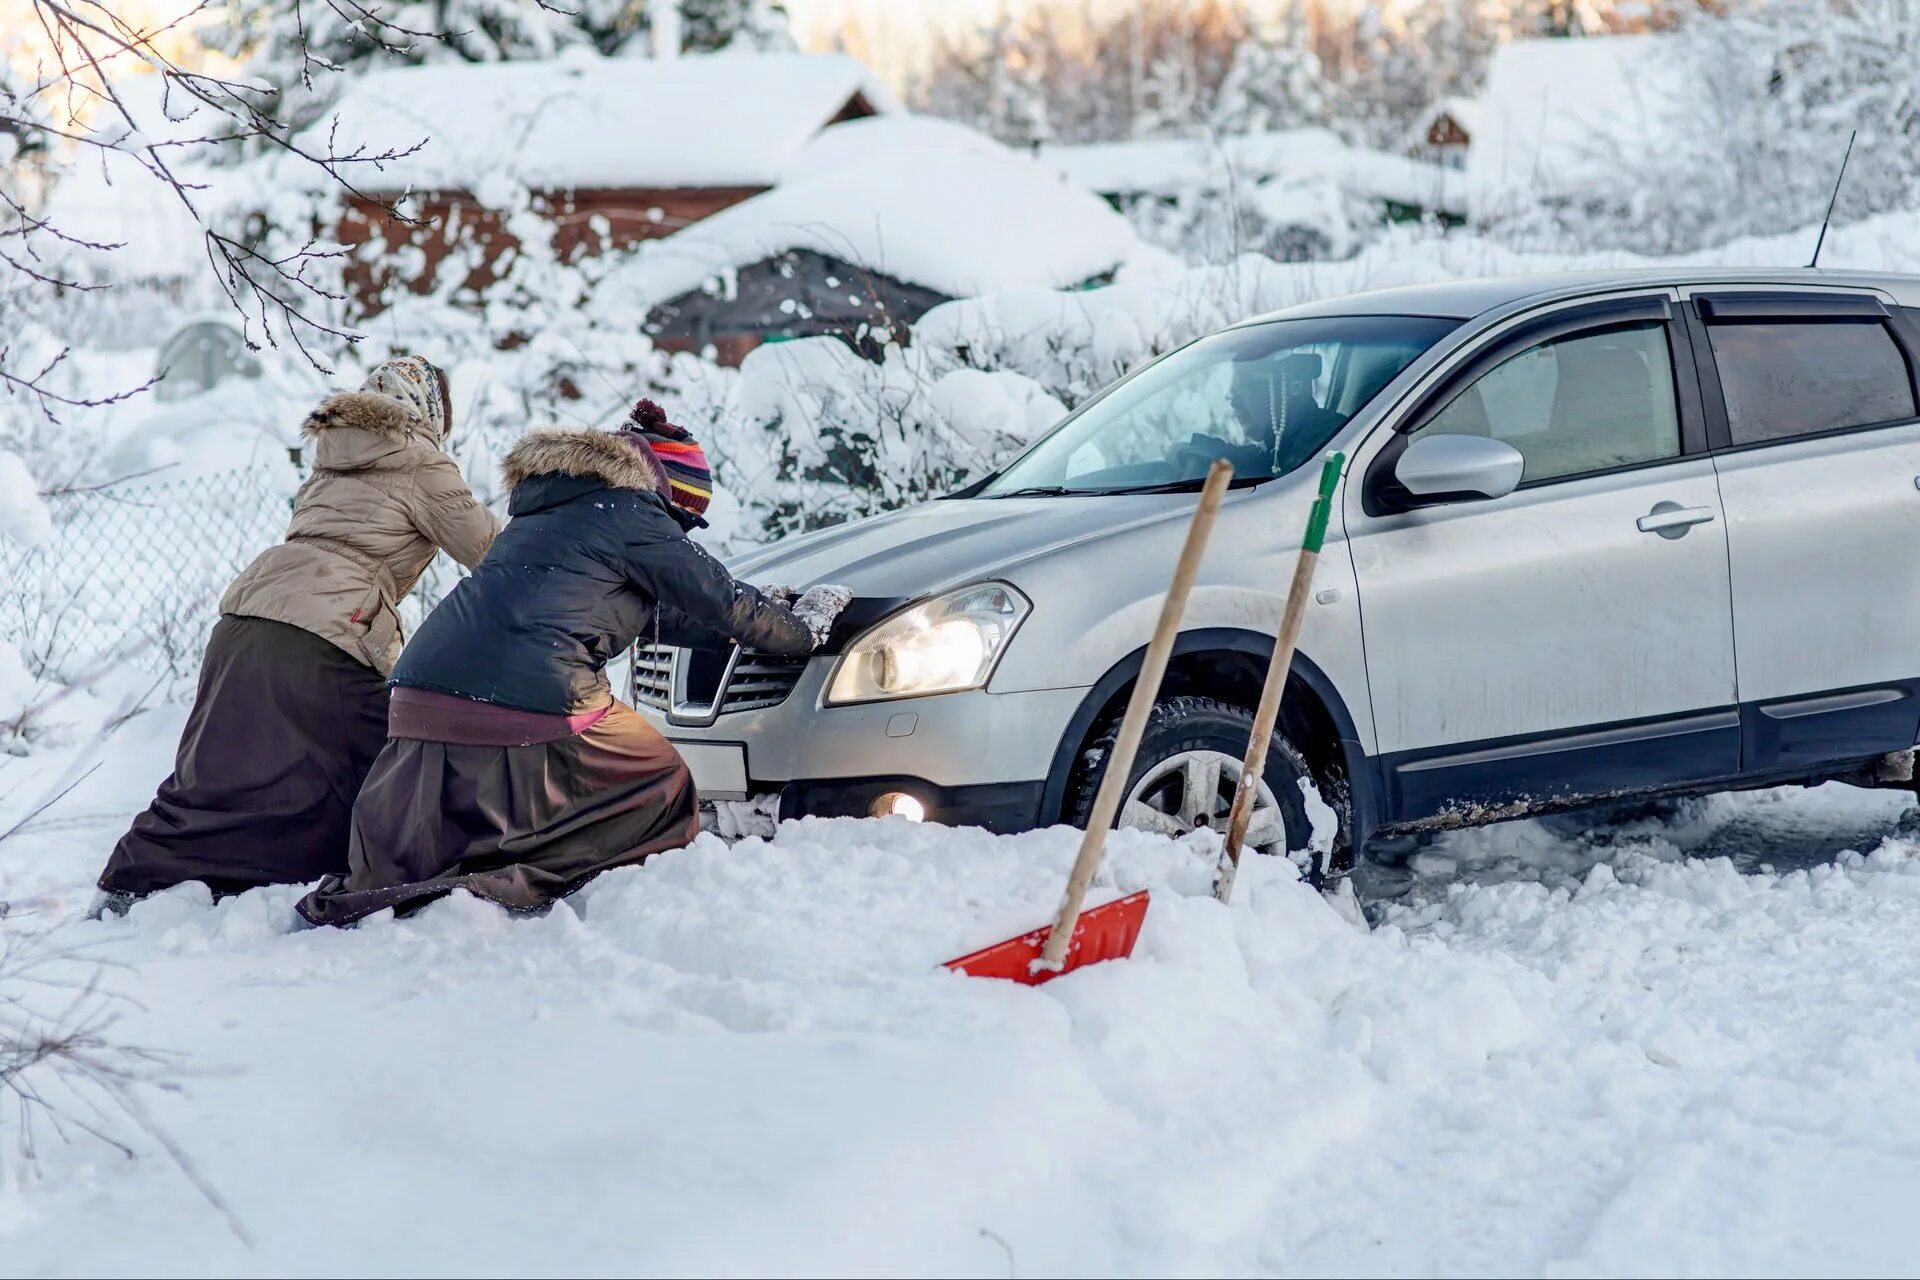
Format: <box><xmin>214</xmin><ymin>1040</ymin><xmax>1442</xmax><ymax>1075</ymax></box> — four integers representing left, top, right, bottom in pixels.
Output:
<box><xmin>1215</xmin><ymin>452</ymin><xmax>1345</xmax><ymax>904</ymax></box>
<box><xmin>1038</xmin><ymin>460</ymin><xmax>1234</xmax><ymax>971</ymax></box>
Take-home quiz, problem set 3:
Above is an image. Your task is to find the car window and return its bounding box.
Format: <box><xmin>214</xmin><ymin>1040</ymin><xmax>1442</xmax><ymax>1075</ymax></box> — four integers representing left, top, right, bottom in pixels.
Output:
<box><xmin>981</xmin><ymin>315</ymin><xmax>1457</xmax><ymax>496</ymax></box>
<box><xmin>1706</xmin><ymin>320</ymin><xmax>1916</xmax><ymax>445</ymax></box>
<box><xmin>1409</xmin><ymin>322</ymin><xmax>1681</xmax><ymax>484</ymax></box>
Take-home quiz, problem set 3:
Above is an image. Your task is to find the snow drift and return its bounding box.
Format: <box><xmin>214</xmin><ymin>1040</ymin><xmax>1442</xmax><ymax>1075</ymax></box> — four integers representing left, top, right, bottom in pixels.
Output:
<box><xmin>4</xmin><ymin>709</ymin><xmax>1920</xmax><ymax>1275</ymax></box>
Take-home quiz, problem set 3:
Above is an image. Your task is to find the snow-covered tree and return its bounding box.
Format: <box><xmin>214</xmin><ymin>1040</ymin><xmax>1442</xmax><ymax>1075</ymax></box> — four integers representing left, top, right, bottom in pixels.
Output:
<box><xmin>1576</xmin><ymin>0</ymin><xmax>1920</xmax><ymax>253</ymax></box>
<box><xmin>209</xmin><ymin>2</ymin><xmax>646</xmax><ymax>131</ymax></box>
<box><xmin>673</xmin><ymin>0</ymin><xmax>800</xmax><ymax>54</ymax></box>
<box><xmin>1209</xmin><ymin>32</ymin><xmax>1337</xmax><ymax>135</ymax></box>
<box><xmin>915</xmin><ymin>0</ymin><xmax>1249</xmax><ymax>146</ymax></box>
<box><xmin>983</xmin><ymin>18</ymin><xmax>1052</xmax><ymax>147</ymax></box>
<box><xmin>1752</xmin><ymin>0</ymin><xmax>1920</xmax><ymax>220</ymax></box>
<box><xmin>0</xmin><ymin>2</ymin><xmax>444</xmax><ymax>424</ymax></box>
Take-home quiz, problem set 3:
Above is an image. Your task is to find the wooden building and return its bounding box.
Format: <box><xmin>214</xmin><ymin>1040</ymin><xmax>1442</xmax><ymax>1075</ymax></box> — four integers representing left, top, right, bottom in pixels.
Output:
<box><xmin>302</xmin><ymin>52</ymin><xmax>895</xmax><ymax>311</ymax></box>
<box><xmin>602</xmin><ymin>116</ymin><xmax>1138</xmax><ymax>367</ymax></box>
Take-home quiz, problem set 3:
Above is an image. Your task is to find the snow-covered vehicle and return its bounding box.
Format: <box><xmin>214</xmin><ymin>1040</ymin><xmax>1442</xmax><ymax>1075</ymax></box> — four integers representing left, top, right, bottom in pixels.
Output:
<box><xmin>635</xmin><ymin>269</ymin><xmax>1920</xmax><ymax>873</ymax></box>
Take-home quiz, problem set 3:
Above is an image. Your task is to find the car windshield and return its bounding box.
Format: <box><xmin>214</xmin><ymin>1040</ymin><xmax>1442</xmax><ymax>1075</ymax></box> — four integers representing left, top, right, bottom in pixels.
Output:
<box><xmin>981</xmin><ymin>314</ymin><xmax>1459</xmax><ymax>496</ymax></box>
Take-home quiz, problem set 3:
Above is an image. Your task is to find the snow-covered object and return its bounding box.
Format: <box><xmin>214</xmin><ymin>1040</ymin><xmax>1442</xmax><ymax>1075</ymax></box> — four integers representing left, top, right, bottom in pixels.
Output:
<box><xmin>0</xmin><ymin>451</ymin><xmax>52</xmax><ymax>547</ymax></box>
<box><xmin>309</xmin><ymin>52</ymin><xmax>897</xmax><ymax>194</ymax></box>
<box><xmin>1468</xmin><ymin>34</ymin><xmax>1682</xmax><ymax>224</ymax></box>
<box><xmin>924</xmin><ymin>368</ymin><xmax>1066</xmax><ymax>455</ymax></box>
<box><xmin>0</xmin><ymin>637</ymin><xmax>35</xmax><ymax>729</ymax></box>
<box><xmin>599</xmin><ymin>115</ymin><xmax>1135</xmax><ymax>307</ymax></box>
<box><xmin>8</xmin><ymin>713</ymin><xmax>1920</xmax><ymax>1273</ymax></box>
<box><xmin>1043</xmin><ymin>128</ymin><xmax>1463</xmax><ymax>265</ymax></box>
<box><xmin>720</xmin><ymin>335</ymin><xmax>1067</xmax><ymax>542</ymax></box>
<box><xmin>1045</xmin><ymin>128</ymin><xmax>1463</xmax><ymax>217</ymax></box>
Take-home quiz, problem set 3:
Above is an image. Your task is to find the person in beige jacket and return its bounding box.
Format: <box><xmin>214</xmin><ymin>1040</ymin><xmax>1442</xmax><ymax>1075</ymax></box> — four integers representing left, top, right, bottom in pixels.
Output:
<box><xmin>95</xmin><ymin>355</ymin><xmax>498</xmax><ymax>910</ymax></box>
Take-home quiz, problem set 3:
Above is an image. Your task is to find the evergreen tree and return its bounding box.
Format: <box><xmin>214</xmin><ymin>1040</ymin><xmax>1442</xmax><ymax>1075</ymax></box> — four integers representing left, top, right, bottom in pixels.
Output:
<box><xmin>1209</xmin><ymin>31</ymin><xmax>1336</xmax><ymax>135</ymax></box>
<box><xmin>672</xmin><ymin>0</ymin><xmax>799</xmax><ymax>53</ymax></box>
<box><xmin>210</xmin><ymin>2</ymin><xmax>647</xmax><ymax>132</ymax></box>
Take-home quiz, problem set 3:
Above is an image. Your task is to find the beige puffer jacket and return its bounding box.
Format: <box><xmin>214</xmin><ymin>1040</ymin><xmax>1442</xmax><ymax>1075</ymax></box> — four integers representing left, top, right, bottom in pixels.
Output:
<box><xmin>221</xmin><ymin>391</ymin><xmax>499</xmax><ymax>674</ymax></box>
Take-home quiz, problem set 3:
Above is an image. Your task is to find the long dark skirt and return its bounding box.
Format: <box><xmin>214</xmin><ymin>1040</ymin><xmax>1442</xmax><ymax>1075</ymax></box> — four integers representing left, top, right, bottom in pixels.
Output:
<box><xmin>98</xmin><ymin>615</ymin><xmax>389</xmax><ymax>898</ymax></box>
<box><xmin>296</xmin><ymin>700</ymin><xmax>699</xmax><ymax>927</ymax></box>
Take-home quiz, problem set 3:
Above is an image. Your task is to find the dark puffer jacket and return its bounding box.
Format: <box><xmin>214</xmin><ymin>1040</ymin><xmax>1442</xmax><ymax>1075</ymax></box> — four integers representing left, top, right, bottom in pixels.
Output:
<box><xmin>392</xmin><ymin>428</ymin><xmax>812</xmax><ymax>714</ymax></box>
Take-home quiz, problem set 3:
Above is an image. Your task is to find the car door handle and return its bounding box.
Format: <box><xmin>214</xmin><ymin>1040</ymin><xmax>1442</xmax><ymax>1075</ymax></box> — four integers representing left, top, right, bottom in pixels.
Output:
<box><xmin>1637</xmin><ymin>503</ymin><xmax>1716</xmax><ymax>537</ymax></box>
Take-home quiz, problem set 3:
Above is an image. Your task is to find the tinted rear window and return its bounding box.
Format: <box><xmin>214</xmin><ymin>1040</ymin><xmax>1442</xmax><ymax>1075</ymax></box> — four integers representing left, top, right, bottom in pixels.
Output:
<box><xmin>1706</xmin><ymin>319</ymin><xmax>1915</xmax><ymax>445</ymax></box>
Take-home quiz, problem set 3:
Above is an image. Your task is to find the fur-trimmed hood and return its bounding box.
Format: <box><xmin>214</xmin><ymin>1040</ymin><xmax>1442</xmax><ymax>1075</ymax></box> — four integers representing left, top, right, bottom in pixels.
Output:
<box><xmin>301</xmin><ymin>391</ymin><xmax>425</xmax><ymax>440</ymax></box>
<box><xmin>501</xmin><ymin>428</ymin><xmax>664</xmax><ymax>494</ymax></box>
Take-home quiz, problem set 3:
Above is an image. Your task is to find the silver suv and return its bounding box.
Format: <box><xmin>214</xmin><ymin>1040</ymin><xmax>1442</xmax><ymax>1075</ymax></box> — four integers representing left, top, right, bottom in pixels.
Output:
<box><xmin>636</xmin><ymin>270</ymin><xmax>1920</xmax><ymax>873</ymax></box>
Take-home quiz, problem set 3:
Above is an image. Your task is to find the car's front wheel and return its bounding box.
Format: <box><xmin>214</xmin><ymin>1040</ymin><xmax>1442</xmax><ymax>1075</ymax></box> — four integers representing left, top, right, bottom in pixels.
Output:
<box><xmin>1069</xmin><ymin>696</ymin><xmax>1329</xmax><ymax>876</ymax></box>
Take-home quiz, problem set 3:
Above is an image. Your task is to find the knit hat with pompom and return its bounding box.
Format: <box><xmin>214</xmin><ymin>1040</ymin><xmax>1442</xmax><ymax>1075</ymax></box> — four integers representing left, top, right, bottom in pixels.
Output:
<box><xmin>618</xmin><ymin>399</ymin><xmax>712</xmax><ymax>523</ymax></box>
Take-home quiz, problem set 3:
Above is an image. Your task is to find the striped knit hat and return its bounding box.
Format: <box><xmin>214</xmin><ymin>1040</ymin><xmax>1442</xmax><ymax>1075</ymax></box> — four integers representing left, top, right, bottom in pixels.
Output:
<box><xmin>620</xmin><ymin>399</ymin><xmax>713</xmax><ymax>521</ymax></box>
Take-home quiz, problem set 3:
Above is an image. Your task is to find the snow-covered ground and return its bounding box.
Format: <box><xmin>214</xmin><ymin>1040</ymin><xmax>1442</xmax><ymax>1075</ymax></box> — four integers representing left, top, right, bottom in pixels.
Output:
<box><xmin>5</xmin><ymin>704</ymin><xmax>1920</xmax><ymax>1276</ymax></box>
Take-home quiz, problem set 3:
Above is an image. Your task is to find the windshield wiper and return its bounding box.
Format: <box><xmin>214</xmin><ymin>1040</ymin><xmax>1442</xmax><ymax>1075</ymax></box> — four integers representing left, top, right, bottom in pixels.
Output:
<box><xmin>992</xmin><ymin>475</ymin><xmax>1273</xmax><ymax>499</ymax></box>
<box><xmin>1086</xmin><ymin>475</ymin><xmax>1274</xmax><ymax>496</ymax></box>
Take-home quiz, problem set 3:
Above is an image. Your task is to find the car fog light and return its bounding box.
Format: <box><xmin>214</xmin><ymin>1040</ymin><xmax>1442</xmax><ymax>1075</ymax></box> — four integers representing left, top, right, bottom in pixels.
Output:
<box><xmin>872</xmin><ymin>791</ymin><xmax>926</xmax><ymax>822</ymax></box>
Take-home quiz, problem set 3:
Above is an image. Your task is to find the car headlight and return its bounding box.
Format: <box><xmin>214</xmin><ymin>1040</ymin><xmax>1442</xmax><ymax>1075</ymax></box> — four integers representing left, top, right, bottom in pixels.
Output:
<box><xmin>826</xmin><ymin>582</ymin><xmax>1030</xmax><ymax>706</ymax></box>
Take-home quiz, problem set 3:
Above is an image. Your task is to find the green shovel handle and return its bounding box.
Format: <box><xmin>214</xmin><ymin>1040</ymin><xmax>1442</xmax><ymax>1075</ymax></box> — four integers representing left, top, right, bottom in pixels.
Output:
<box><xmin>1301</xmin><ymin>451</ymin><xmax>1345</xmax><ymax>554</ymax></box>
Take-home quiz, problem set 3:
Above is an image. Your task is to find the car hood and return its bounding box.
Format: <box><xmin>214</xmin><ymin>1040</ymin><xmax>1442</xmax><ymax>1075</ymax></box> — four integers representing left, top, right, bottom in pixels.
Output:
<box><xmin>727</xmin><ymin>494</ymin><xmax>1197</xmax><ymax>600</ymax></box>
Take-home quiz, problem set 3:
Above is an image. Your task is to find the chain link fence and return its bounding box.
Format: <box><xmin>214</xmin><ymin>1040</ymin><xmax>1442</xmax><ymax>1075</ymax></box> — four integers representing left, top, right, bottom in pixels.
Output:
<box><xmin>0</xmin><ymin>468</ymin><xmax>295</xmax><ymax>695</ymax></box>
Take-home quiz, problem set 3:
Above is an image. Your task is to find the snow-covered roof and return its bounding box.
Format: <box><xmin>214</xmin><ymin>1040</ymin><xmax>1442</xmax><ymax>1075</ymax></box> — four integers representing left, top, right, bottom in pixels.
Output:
<box><xmin>599</xmin><ymin>115</ymin><xmax>1137</xmax><ymax>306</ymax></box>
<box><xmin>1468</xmin><ymin>35</ymin><xmax>1681</xmax><ymax>220</ymax></box>
<box><xmin>308</xmin><ymin>51</ymin><xmax>898</xmax><ymax>194</ymax></box>
<box><xmin>1043</xmin><ymin>128</ymin><xmax>1464</xmax><ymax>216</ymax></box>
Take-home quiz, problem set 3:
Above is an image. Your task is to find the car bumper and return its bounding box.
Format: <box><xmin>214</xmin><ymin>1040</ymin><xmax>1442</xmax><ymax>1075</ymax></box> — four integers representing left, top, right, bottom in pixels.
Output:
<box><xmin>637</xmin><ymin>658</ymin><xmax>1085</xmax><ymax>832</ymax></box>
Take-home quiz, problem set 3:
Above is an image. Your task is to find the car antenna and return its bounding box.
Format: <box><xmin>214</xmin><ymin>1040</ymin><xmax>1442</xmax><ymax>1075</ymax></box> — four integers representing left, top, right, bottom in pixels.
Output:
<box><xmin>1808</xmin><ymin>129</ymin><xmax>1857</xmax><ymax>269</ymax></box>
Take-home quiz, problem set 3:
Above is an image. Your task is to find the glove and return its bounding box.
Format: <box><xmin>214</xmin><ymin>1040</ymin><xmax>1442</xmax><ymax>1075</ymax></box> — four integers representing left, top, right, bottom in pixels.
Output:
<box><xmin>792</xmin><ymin>584</ymin><xmax>853</xmax><ymax>649</ymax></box>
<box><xmin>760</xmin><ymin>584</ymin><xmax>799</xmax><ymax>606</ymax></box>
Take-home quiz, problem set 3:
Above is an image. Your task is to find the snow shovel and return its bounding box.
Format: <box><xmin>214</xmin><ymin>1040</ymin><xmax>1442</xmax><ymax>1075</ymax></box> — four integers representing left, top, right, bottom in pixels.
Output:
<box><xmin>945</xmin><ymin>460</ymin><xmax>1235</xmax><ymax>985</ymax></box>
<box><xmin>1212</xmin><ymin>451</ymin><xmax>1345</xmax><ymax>905</ymax></box>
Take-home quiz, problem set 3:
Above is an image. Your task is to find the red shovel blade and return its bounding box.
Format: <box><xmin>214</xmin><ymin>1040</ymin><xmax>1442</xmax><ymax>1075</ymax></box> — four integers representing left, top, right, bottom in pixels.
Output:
<box><xmin>943</xmin><ymin>890</ymin><xmax>1150</xmax><ymax>985</ymax></box>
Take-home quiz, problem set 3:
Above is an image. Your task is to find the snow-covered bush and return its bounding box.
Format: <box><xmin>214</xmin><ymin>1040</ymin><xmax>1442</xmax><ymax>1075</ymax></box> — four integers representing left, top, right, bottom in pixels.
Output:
<box><xmin>0</xmin><ymin>453</ymin><xmax>52</xmax><ymax>548</ymax></box>
<box><xmin>715</xmin><ymin>336</ymin><xmax>1062</xmax><ymax>545</ymax></box>
<box><xmin>912</xmin><ymin>255</ymin><xmax>1318</xmax><ymax>407</ymax></box>
<box><xmin>0</xmin><ymin>451</ymin><xmax>53</xmax><ymax>749</ymax></box>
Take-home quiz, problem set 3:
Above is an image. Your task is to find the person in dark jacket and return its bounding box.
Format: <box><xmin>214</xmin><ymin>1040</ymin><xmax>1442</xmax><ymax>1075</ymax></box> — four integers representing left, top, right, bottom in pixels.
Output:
<box><xmin>296</xmin><ymin>401</ymin><xmax>846</xmax><ymax>926</ymax></box>
<box><xmin>95</xmin><ymin>355</ymin><xmax>496</xmax><ymax>913</ymax></box>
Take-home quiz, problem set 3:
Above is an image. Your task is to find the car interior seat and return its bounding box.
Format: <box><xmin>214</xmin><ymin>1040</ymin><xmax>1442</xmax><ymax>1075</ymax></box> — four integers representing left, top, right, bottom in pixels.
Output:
<box><xmin>1545</xmin><ymin>341</ymin><xmax>1659</xmax><ymax>474</ymax></box>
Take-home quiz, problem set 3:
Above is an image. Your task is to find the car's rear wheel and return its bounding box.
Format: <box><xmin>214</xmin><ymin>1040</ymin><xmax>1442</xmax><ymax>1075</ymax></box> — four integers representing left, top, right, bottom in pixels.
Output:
<box><xmin>1069</xmin><ymin>696</ymin><xmax>1329</xmax><ymax>876</ymax></box>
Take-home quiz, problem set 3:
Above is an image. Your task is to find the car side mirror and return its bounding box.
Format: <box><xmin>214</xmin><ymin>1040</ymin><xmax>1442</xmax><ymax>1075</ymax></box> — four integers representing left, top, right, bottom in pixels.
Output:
<box><xmin>1392</xmin><ymin>434</ymin><xmax>1525</xmax><ymax>505</ymax></box>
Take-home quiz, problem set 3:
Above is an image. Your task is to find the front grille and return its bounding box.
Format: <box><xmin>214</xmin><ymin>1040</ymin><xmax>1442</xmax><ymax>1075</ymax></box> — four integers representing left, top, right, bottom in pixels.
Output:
<box><xmin>628</xmin><ymin>643</ymin><xmax>807</xmax><ymax>718</ymax></box>
<box><xmin>722</xmin><ymin>651</ymin><xmax>810</xmax><ymax>714</ymax></box>
<box><xmin>631</xmin><ymin>643</ymin><xmax>675</xmax><ymax>711</ymax></box>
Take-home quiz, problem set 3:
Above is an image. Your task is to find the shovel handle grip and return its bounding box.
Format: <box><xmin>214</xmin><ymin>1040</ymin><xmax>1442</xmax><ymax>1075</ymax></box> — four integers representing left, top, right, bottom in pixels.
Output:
<box><xmin>1302</xmin><ymin>451</ymin><xmax>1344</xmax><ymax>555</ymax></box>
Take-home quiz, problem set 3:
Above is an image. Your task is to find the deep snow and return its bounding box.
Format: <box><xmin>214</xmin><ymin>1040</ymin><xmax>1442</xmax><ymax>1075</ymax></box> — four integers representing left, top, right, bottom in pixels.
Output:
<box><xmin>4</xmin><ymin>704</ymin><xmax>1920</xmax><ymax>1276</ymax></box>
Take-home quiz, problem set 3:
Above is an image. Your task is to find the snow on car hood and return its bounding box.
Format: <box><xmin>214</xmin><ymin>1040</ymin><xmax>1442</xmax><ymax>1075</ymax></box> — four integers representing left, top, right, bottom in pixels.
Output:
<box><xmin>726</xmin><ymin>494</ymin><xmax>1183</xmax><ymax>600</ymax></box>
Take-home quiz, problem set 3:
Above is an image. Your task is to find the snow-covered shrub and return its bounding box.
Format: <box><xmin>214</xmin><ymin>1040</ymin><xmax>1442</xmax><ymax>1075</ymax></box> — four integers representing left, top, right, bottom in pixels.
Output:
<box><xmin>913</xmin><ymin>254</ymin><xmax>1322</xmax><ymax>408</ymax></box>
<box><xmin>717</xmin><ymin>337</ymin><xmax>1063</xmax><ymax>546</ymax></box>
<box><xmin>0</xmin><ymin>453</ymin><xmax>52</xmax><ymax>549</ymax></box>
<box><xmin>0</xmin><ymin>452</ymin><xmax>53</xmax><ymax>750</ymax></box>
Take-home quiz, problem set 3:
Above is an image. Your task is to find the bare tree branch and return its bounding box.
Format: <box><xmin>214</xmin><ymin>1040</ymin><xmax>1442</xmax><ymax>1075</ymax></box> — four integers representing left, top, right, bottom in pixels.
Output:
<box><xmin>0</xmin><ymin>0</ymin><xmax>438</xmax><ymax>416</ymax></box>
